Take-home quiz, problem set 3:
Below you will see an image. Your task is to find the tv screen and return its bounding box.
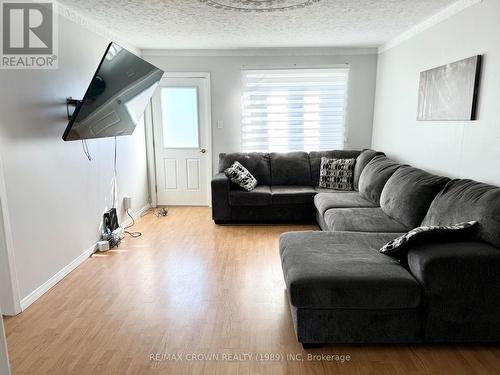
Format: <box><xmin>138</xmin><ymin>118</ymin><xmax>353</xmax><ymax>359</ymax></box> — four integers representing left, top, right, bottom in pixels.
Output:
<box><xmin>62</xmin><ymin>43</ymin><xmax>164</xmax><ymax>141</ymax></box>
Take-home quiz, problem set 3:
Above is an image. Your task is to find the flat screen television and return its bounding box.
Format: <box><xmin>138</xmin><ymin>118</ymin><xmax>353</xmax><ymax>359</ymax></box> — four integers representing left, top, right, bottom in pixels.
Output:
<box><xmin>62</xmin><ymin>42</ymin><xmax>164</xmax><ymax>141</ymax></box>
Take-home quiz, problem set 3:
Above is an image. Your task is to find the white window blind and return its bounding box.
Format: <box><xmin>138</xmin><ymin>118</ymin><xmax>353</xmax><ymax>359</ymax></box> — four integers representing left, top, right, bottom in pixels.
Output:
<box><xmin>241</xmin><ymin>68</ymin><xmax>349</xmax><ymax>152</ymax></box>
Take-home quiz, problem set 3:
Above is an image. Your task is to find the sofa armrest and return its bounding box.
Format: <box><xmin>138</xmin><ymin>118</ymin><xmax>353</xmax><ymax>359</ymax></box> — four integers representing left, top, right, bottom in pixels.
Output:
<box><xmin>211</xmin><ymin>173</ymin><xmax>231</xmax><ymax>222</ymax></box>
<box><xmin>407</xmin><ymin>241</ymin><xmax>500</xmax><ymax>341</ymax></box>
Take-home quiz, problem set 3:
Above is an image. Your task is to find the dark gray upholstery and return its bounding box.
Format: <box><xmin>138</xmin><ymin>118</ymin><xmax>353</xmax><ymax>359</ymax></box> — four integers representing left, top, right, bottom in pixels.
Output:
<box><xmin>290</xmin><ymin>306</ymin><xmax>420</xmax><ymax>344</ymax></box>
<box><xmin>316</xmin><ymin>210</ymin><xmax>329</xmax><ymax>231</ymax></box>
<box><xmin>314</xmin><ymin>192</ymin><xmax>377</xmax><ymax>216</ymax></box>
<box><xmin>271</xmin><ymin>186</ymin><xmax>316</xmax><ymax>205</ymax></box>
<box><xmin>315</xmin><ymin>187</ymin><xmax>352</xmax><ymax>193</ymax></box>
<box><xmin>422</xmin><ymin>179</ymin><xmax>500</xmax><ymax>248</ymax></box>
<box><xmin>353</xmin><ymin>149</ymin><xmax>385</xmax><ymax>191</ymax></box>
<box><xmin>407</xmin><ymin>241</ymin><xmax>500</xmax><ymax>342</ymax></box>
<box><xmin>219</xmin><ymin>152</ymin><xmax>271</xmax><ymax>185</ymax></box>
<box><xmin>270</xmin><ymin>152</ymin><xmax>311</xmax><ymax>186</ymax></box>
<box><xmin>229</xmin><ymin>185</ymin><xmax>271</xmax><ymax>206</ymax></box>
<box><xmin>230</xmin><ymin>205</ymin><xmax>315</xmax><ymax>223</ymax></box>
<box><xmin>280</xmin><ymin>231</ymin><xmax>420</xmax><ymax>309</ymax></box>
<box><xmin>212</xmin><ymin>150</ymin><xmax>375</xmax><ymax>223</ymax></box>
<box><xmin>211</xmin><ymin>173</ymin><xmax>231</xmax><ymax>222</ymax></box>
<box><xmin>309</xmin><ymin>150</ymin><xmax>361</xmax><ymax>187</ymax></box>
<box><xmin>273</xmin><ymin>150</ymin><xmax>500</xmax><ymax>345</ymax></box>
<box><xmin>380</xmin><ymin>166</ymin><xmax>450</xmax><ymax>229</ymax></box>
<box><xmin>358</xmin><ymin>155</ymin><xmax>402</xmax><ymax>204</ymax></box>
<box><xmin>323</xmin><ymin>208</ymin><xmax>410</xmax><ymax>233</ymax></box>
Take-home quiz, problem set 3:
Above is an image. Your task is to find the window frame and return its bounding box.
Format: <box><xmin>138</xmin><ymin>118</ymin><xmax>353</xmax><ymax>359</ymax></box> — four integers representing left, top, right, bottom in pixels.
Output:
<box><xmin>240</xmin><ymin>67</ymin><xmax>350</xmax><ymax>153</ymax></box>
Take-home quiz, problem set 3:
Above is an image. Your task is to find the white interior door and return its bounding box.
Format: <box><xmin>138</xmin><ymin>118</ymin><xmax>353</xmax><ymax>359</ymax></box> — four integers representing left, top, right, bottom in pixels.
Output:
<box><xmin>152</xmin><ymin>75</ymin><xmax>211</xmax><ymax>206</ymax></box>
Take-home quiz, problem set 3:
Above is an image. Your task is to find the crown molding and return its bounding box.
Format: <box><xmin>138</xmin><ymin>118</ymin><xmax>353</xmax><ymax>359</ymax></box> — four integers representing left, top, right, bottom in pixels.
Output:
<box><xmin>141</xmin><ymin>47</ymin><xmax>378</xmax><ymax>57</ymax></box>
<box><xmin>379</xmin><ymin>0</ymin><xmax>483</xmax><ymax>54</ymax></box>
<box><xmin>54</xmin><ymin>1</ymin><xmax>140</xmax><ymax>55</ymax></box>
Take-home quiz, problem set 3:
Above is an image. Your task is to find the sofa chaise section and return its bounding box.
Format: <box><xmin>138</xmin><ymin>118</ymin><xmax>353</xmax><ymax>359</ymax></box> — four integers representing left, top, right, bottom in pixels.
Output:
<box><xmin>280</xmin><ymin>231</ymin><xmax>421</xmax><ymax>344</ymax></box>
<box><xmin>281</xmin><ymin>170</ymin><xmax>500</xmax><ymax>345</ymax></box>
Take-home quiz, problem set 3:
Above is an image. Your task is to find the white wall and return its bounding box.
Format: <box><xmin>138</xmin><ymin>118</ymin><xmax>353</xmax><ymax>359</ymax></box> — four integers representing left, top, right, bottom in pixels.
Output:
<box><xmin>0</xmin><ymin>196</ymin><xmax>18</xmax><ymax>315</ymax></box>
<box><xmin>0</xmin><ymin>16</ymin><xmax>150</xmax><ymax>305</ymax></box>
<box><xmin>372</xmin><ymin>0</ymin><xmax>500</xmax><ymax>185</ymax></box>
<box><xmin>143</xmin><ymin>50</ymin><xmax>378</xmax><ymax>172</ymax></box>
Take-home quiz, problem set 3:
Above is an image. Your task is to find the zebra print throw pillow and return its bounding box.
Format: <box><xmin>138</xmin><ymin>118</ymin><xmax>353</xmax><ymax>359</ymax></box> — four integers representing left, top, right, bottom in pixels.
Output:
<box><xmin>319</xmin><ymin>157</ymin><xmax>356</xmax><ymax>191</ymax></box>
<box><xmin>380</xmin><ymin>221</ymin><xmax>478</xmax><ymax>258</ymax></box>
<box><xmin>224</xmin><ymin>161</ymin><xmax>258</xmax><ymax>192</ymax></box>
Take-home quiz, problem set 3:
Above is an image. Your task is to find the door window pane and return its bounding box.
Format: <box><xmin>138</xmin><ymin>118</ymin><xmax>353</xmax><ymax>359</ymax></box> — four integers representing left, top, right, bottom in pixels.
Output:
<box><xmin>161</xmin><ymin>87</ymin><xmax>199</xmax><ymax>148</ymax></box>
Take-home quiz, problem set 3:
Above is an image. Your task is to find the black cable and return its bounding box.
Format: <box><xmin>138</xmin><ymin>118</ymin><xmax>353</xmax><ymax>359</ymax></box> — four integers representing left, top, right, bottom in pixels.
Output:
<box><xmin>139</xmin><ymin>208</ymin><xmax>168</xmax><ymax>218</ymax></box>
<box><xmin>82</xmin><ymin>140</ymin><xmax>92</xmax><ymax>161</ymax></box>
<box><xmin>67</xmin><ymin>100</ymin><xmax>91</xmax><ymax>161</ymax></box>
<box><xmin>124</xmin><ymin>208</ymin><xmax>142</xmax><ymax>238</ymax></box>
<box><xmin>66</xmin><ymin>102</ymin><xmax>71</xmax><ymax>120</ymax></box>
<box><xmin>112</xmin><ymin>136</ymin><xmax>117</xmax><ymax>208</ymax></box>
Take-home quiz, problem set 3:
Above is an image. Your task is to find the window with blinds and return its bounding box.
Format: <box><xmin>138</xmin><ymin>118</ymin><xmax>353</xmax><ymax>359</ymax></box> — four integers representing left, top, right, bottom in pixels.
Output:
<box><xmin>241</xmin><ymin>68</ymin><xmax>349</xmax><ymax>152</ymax></box>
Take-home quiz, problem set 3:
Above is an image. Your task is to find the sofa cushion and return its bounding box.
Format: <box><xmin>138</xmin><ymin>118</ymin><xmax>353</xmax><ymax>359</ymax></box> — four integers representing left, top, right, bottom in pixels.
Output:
<box><xmin>270</xmin><ymin>152</ymin><xmax>311</xmax><ymax>186</ymax></box>
<box><xmin>380</xmin><ymin>166</ymin><xmax>450</xmax><ymax>229</ymax></box>
<box><xmin>224</xmin><ymin>161</ymin><xmax>258</xmax><ymax>191</ymax></box>
<box><xmin>279</xmin><ymin>231</ymin><xmax>421</xmax><ymax>309</ymax></box>
<box><xmin>358</xmin><ymin>155</ymin><xmax>402</xmax><ymax>204</ymax></box>
<box><xmin>229</xmin><ymin>185</ymin><xmax>271</xmax><ymax>206</ymax></box>
<box><xmin>219</xmin><ymin>153</ymin><xmax>271</xmax><ymax>185</ymax></box>
<box><xmin>422</xmin><ymin>179</ymin><xmax>500</xmax><ymax>248</ymax></box>
<box><xmin>315</xmin><ymin>187</ymin><xmax>349</xmax><ymax>194</ymax></box>
<box><xmin>324</xmin><ymin>208</ymin><xmax>410</xmax><ymax>233</ymax></box>
<box><xmin>314</xmin><ymin>192</ymin><xmax>378</xmax><ymax>216</ymax></box>
<box><xmin>309</xmin><ymin>150</ymin><xmax>361</xmax><ymax>186</ymax></box>
<box><xmin>271</xmin><ymin>186</ymin><xmax>317</xmax><ymax>205</ymax></box>
<box><xmin>318</xmin><ymin>157</ymin><xmax>356</xmax><ymax>191</ymax></box>
<box><xmin>353</xmin><ymin>149</ymin><xmax>385</xmax><ymax>191</ymax></box>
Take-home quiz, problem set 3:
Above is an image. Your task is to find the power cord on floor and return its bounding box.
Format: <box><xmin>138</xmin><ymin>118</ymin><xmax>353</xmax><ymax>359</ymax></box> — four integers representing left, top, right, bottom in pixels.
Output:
<box><xmin>124</xmin><ymin>209</ymin><xmax>142</xmax><ymax>238</ymax></box>
<box><xmin>155</xmin><ymin>207</ymin><xmax>168</xmax><ymax>217</ymax></box>
<box><xmin>140</xmin><ymin>207</ymin><xmax>168</xmax><ymax>218</ymax></box>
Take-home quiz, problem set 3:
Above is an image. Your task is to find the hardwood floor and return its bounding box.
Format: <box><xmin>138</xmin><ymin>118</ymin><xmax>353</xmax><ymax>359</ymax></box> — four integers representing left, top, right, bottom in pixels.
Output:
<box><xmin>4</xmin><ymin>207</ymin><xmax>500</xmax><ymax>374</ymax></box>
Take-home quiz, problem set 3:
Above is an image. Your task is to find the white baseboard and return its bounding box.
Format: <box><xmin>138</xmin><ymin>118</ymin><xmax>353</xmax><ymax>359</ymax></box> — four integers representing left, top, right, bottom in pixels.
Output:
<box><xmin>19</xmin><ymin>203</ymin><xmax>151</xmax><ymax>312</ymax></box>
<box><xmin>20</xmin><ymin>243</ymin><xmax>96</xmax><ymax>311</ymax></box>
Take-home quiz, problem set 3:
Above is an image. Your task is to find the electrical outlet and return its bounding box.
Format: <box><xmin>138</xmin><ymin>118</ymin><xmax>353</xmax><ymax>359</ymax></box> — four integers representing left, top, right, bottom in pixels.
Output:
<box><xmin>123</xmin><ymin>196</ymin><xmax>132</xmax><ymax>210</ymax></box>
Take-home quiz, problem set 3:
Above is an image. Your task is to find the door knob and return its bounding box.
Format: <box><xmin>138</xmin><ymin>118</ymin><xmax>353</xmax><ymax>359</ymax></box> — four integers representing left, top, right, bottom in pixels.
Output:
<box><xmin>200</xmin><ymin>148</ymin><xmax>207</xmax><ymax>153</ymax></box>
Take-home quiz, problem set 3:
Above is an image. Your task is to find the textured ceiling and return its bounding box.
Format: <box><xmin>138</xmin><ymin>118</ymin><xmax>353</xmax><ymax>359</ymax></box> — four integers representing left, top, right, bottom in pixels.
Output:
<box><xmin>58</xmin><ymin>0</ymin><xmax>459</xmax><ymax>50</ymax></box>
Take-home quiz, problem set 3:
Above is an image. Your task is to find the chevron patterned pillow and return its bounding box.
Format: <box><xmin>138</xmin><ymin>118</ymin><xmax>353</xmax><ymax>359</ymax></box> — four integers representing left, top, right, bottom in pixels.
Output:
<box><xmin>380</xmin><ymin>221</ymin><xmax>478</xmax><ymax>258</ymax></box>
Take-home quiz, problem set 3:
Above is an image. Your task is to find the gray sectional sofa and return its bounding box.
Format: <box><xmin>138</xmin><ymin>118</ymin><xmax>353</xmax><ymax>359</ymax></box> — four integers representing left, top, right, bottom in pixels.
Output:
<box><xmin>211</xmin><ymin>149</ymin><xmax>500</xmax><ymax>346</ymax></box>
<box><xmin>211</xmin><ymin>150</ymin><xmax>366</xmax><ymax>223</ymax></box>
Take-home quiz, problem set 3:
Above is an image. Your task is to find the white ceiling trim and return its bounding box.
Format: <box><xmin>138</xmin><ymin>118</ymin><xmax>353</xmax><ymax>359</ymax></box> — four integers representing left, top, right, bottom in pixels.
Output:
<box><xmin>378</xmin><ymin>0</ymin><xmax>483</xmax><ymax>54</ymax></box>
<box><xmin>54</xmin><ymin>1</ymin><xmax>140</xmax><ymax>54</ymax></box>
<box><xmin>141</xmin><ymin>47</ymin><xmax>377</xmax><ymax>57</ymax></box>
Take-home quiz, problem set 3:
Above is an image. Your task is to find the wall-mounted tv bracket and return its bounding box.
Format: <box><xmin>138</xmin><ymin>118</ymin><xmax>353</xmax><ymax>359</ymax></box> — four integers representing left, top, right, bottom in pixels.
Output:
<box><xmin>66</xmin><ymin>97</ymin><xmax>81</xmax><ymax>120</ymax></box>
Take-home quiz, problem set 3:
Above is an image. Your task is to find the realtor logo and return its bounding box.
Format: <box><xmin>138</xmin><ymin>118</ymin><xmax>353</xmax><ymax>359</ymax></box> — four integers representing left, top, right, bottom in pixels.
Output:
<box><xmin>1</xmin><ymin>0</ymin><xmax>58</xmax><ymax>69</ymax></box>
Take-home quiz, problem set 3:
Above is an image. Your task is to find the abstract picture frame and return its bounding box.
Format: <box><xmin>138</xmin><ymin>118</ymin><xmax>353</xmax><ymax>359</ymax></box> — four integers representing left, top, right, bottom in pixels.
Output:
<box><xmin>417</xmin><ymin>55</ymin><xmax>482</xmax><ymax>121</ymax></box>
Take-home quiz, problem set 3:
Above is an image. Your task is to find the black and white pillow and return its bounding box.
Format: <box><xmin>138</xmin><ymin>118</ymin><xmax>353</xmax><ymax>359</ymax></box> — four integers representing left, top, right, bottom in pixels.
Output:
<box><xmin>319</xmin><ymin>157</ymin><xmax>356</xmax><ymax>191</ymax></box>
<box><xmin>380</xmin><ymin>221</ymin><xmax>478</xmax><ymax>258</ymax></box>
<box><xmin>224</xmin><ymin>161</ymin><xmax>257</xmax><ymax>192</ymax></box>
